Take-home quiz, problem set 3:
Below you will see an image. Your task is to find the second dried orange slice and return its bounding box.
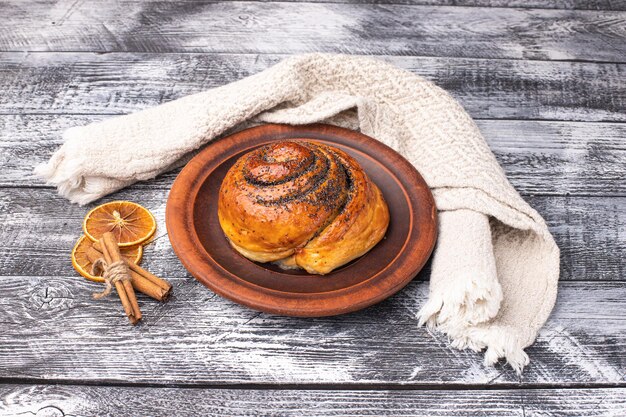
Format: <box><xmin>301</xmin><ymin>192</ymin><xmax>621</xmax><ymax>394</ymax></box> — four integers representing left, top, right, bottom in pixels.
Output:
<box><xmin>83</xmin><ymin>201</ymin><xmax>157</xmax><ymax>247</ymax></box>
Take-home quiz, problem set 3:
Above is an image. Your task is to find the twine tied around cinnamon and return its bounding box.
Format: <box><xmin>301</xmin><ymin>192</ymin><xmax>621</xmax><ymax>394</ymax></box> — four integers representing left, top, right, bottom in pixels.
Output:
<box><xmin>91</xmin><ymin>258</ymin><xmax>132</xmax><ymax>299</ymax></box>
<box><xmin>90</xmin><ymin>232</ymin><xmax>142</xmax><ymax>324</ymax></box>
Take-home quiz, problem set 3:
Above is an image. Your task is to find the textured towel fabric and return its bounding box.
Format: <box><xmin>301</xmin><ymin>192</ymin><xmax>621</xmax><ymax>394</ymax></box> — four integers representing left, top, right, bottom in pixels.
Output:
<box><xmin>35</xmin><ymin>53</ymin><xmax>559</xmax><ymax>373</ymax></box>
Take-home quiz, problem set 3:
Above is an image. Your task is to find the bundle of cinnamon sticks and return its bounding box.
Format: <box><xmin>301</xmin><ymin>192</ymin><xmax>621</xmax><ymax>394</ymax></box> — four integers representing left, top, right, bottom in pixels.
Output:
<box><xmin>90</xmin><ymin>232</ymin><xmax>172</xmax><ymax>325</ymax></box>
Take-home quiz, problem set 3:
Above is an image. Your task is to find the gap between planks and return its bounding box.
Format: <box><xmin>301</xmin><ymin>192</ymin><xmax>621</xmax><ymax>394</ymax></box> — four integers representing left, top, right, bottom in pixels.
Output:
<box><xmin>3</xmin><ymin>50</ymin><xmax>626</xmax><ymax>66</ymax></box>
<box><xmin>0</xmin><ymin>377</ymin><xmax>624</xmax><ymax>391</ymax></box>
<box><xmin>43</xmin><ymin>0</ymin><xmax>626</xmax><ymax>13</ymax></box>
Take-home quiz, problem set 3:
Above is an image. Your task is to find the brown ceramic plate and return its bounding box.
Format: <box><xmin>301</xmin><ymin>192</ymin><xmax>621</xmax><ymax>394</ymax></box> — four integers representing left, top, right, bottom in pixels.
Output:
<box><xmin>166</xmin><ymin>124</ymin><xmax>437</xmax><ymax>317</ymax></box>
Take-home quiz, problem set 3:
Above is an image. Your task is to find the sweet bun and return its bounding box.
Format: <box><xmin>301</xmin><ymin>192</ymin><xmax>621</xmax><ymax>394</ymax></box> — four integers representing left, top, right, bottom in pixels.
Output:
<box><xmin>218</xmin><ymin>140</ymin><xmax>389</xmax><ymax>275</ymax></box>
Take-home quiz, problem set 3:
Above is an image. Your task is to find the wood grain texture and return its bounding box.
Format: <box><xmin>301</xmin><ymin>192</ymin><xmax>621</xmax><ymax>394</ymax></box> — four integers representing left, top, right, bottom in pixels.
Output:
<box><xmin>107</xmin><ymin>0</ymin><xmax>626</xmax><ymax>12</ymax></box>
<box><xmin>0</xmin><ymin>2</ymin><xmax>625</xmax><ymax>62</ymax></box>
<box><xmin>0</xmin><ymin>188</ymin><xmax>624</xmax><ymax>282</ymax></box>
<box><xmin>0</xmin><ymin>272</ymin><xmax>624</xmax><ymax>385</ymax></box>
<box><xmin>4</xmin><ymin>115</ymin><xmax>625</xmax><ymax>196</ymax></box>
<box><xmin>1</xmin><ymin>385</ymin><xmax>625</xmax><ymax>417</ymax></box>
<box><xmin>1</xmin><ymin>53</ymin><xmax>624</xmax><ymax>122</ymax></box>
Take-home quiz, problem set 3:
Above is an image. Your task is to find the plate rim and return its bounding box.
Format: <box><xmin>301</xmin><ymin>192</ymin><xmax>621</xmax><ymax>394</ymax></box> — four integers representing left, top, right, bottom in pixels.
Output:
<box><xmin>166</xmin><ymin>123</ymin><xmax>437</xmax><ymax>317</ymax></box>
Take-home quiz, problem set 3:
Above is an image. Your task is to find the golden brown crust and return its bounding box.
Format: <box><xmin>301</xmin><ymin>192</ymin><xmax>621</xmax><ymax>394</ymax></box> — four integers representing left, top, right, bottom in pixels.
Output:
<box><xmin>218</xmin><ymin>140</ymin><xmax>390</xmax><ymax>274</ymax></box>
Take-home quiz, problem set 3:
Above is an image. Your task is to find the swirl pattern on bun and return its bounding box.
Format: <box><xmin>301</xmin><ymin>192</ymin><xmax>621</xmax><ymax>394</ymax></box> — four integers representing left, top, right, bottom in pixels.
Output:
<box><xmin>218</xmin><ymin>140</ymin><xmax>389</xmax><ymax>275</ymax></box>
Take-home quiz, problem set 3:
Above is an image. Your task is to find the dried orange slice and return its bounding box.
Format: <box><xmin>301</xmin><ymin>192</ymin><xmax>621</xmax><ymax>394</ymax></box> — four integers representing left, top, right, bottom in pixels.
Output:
<box><xmin>83</xmin><ymin>201</ymin><xmax>156</xmax><ymax>247</ymax></box>
<box><xmin>71</xmin><ymin>235</ymin><xmax>143</xmax><ymax>283</ymax></box>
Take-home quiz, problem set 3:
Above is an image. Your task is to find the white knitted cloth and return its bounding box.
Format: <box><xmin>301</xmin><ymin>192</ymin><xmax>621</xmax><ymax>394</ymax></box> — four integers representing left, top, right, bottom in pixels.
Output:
<box><xmin>36</xmin><ymin>53</ymin><xmax>559</xmax><ymax>373</ymax></box>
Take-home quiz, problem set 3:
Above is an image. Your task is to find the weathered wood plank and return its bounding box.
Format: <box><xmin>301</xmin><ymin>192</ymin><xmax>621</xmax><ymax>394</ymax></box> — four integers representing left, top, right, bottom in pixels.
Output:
<box><xmin>3</xmin><ymin>114</ymin><xmax>625</xmax><ymax>196</ymax></box>
<box><xmin>0</xmin><ymin>187</ymin><xmax>623</xmax><ymax>282</ymax></box>
<box><xmin>1</xmin><ymin>2</ymin><xmax>625</xmax><ymax>62</ymax></box>
<box><xmin>1</xmin><ymin>385</ymin><xmax>625</xmax><ymax>417</ymax></box>
<box><xmin>110</xmin><ymin>0</ymin><xmax>626</xmax><ymax>12</ymax></box>
<box><xmin>0</xmin><ymin>271</ymin><xmax>624</xmax><ymax>386</ymax></box>
<box><xmin>1</xmin><ymin>53</ymin><xmax>624</xmax><ymax>122</ymax></box>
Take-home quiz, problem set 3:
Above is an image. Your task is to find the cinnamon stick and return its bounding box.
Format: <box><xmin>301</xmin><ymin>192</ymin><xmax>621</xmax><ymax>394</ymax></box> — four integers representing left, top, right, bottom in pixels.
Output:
<box><xmin>100</xmin><ymin>232</ymin><xmax>142</xmax><ymax>324</ymax></box>
<box><xmin>90</xmin><ymin>242</ymin><xmax>172</xmax><ymax>301</ymax></box>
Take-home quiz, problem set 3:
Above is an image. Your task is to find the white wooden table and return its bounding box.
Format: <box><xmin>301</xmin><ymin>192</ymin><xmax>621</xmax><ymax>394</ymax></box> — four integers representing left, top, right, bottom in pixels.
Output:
<box><xmin>0</xmin><ymin>1</ymin><xmax>625</xmax><ymax>415</ymax></box>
